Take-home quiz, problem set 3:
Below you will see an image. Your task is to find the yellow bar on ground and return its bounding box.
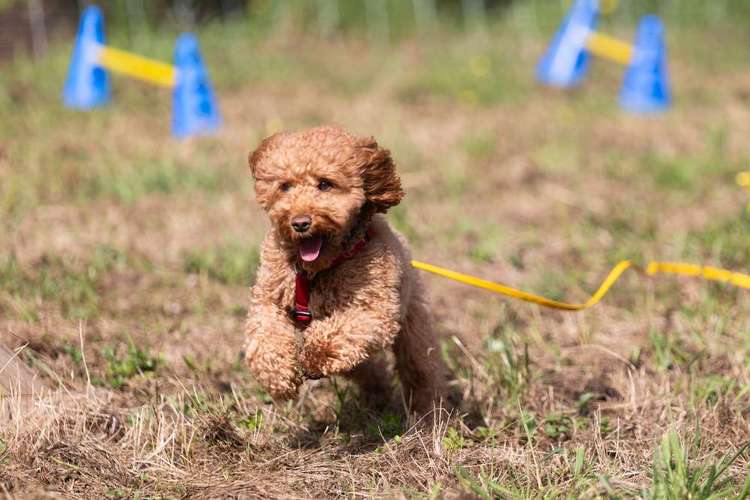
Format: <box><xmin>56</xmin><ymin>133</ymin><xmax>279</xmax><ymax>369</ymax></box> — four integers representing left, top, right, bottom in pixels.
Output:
<box><xmin>412</xmin><ymin>258</ymin><xmax>750</xmax><ymax>312</ymax></box>
<box><xmin>98</xmin><ymin>45</ymin><xmax>176</xmax><ymax>88</ymax></box>
<box><xmin>647</xmin><ymin>262</ymin><xmax>750</xmax><ymax>289</ymax></box>
<box><xmin>586</xmin><ymin>31</ymin><xmax>633</xmax><ymax>66</ymax></box>
<box><xmin>411</xmin><ymin>260</ymin><xmax>633</xmax><ymax>311</ymax></box>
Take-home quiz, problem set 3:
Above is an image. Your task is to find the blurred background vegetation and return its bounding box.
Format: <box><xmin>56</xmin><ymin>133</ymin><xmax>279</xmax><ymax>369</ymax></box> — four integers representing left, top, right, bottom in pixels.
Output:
<box><xmin>4</xmin><ymin>0</ymin><xmax>750</xmax><ymax>61</ymax></box>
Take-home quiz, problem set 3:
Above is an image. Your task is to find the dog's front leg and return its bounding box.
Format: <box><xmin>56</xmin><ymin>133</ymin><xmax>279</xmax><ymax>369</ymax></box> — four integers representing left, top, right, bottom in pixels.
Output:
<box><xmin>244</xmin><ymin>301</ymin><xmax>302</xmax><ymax>400</ymax></box>
<box><xmin>300</xmin><ymin>304</ymin><xmax>400</xmax><ymax>378</ymax></box>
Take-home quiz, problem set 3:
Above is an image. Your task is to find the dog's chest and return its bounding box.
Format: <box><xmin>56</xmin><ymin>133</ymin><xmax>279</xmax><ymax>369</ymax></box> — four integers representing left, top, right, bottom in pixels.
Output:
<box><xmin>306</xmin><ymin>273</ymin><xmax>345</xmax><ymax>318</ymax></box>
<box><xmin>279</xmin><ymin>267</ymin><xmax>367</xmax><ymax>323</ymax></box>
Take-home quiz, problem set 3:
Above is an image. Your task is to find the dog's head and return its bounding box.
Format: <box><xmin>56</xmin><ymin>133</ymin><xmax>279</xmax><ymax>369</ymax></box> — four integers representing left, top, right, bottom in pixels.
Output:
<box><xmin>249</xmin><ymin>126</ymin><xmax>403</xmax><ymax>271</ymax></box>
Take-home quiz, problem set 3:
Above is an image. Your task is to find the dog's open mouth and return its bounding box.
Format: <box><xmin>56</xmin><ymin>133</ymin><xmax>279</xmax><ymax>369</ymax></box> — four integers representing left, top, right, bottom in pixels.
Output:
<box><xmin>299</xmin><ymin>235</ymin><xmax>323</xmax><ymax>262</ymax></box>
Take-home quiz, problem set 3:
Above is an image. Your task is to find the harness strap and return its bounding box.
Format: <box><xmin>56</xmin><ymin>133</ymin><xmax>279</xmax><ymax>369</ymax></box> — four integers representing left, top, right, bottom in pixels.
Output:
<box><xmin>293</xmin><ymin>229</ymin><xmax>372</xmax><ymax>324</ymax></box>
<box><xmin>293</xmin><ymin>271</ymin><xmax>313</xmax><ymax>322</ymax></box>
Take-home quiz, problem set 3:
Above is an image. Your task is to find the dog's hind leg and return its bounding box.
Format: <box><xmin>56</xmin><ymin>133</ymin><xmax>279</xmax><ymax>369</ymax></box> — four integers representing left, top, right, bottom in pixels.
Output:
<box><xmin>346</xmin><ymin>353</ymin><xmax>392</xmax><ymax>409</ymax></box>
<box><xmin>393</xmin><ymin>294</ymin><xmax>448</xmax><ymax>415</ymax></box>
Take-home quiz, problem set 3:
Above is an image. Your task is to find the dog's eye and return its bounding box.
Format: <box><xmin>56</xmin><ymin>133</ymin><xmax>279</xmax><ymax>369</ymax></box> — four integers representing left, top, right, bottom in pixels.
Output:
<box><xmin>280</xmin><ymin>182</ymin><xmax>292</xmax><ymax>192</ymax></box>
<box><xmin>317</xmin><ymin>179</ymin><xmax>333</xmax><ymax>191</ymax></box>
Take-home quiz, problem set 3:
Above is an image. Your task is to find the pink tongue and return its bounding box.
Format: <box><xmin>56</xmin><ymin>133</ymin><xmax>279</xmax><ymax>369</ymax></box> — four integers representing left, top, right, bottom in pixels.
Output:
<box><xmin>299</xmin><ymin>236</ymin><xmax>323</xmax><ymax>262</ymax></box>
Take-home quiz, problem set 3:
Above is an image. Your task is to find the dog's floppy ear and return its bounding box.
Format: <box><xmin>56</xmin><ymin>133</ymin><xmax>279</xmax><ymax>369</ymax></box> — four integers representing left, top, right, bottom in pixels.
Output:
<box><xmin>248</xmin><ymin>133</ymin><xmax>282</xmax><ymax>179</ymax></box>
<box><xmin>356</xmin><ymin>137</ymin><xmax>404</xmax><ymax>213</ymax></box>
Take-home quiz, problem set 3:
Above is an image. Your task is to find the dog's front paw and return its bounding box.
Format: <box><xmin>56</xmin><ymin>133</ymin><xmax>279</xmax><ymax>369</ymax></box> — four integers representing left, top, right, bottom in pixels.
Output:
<box><xmin>244</xmin><ymin>336</ymin><xmax>302</xmax><ymax>401</ymax></box>
<box><xmin>300</xmin><ymin>336</ymin><xmax>350</xmax><ymax>379</ymax></box>
<box><xmin>265</xmin><ymin>375</ymin><xmax>302</xmax><ymax>401</ymax></box>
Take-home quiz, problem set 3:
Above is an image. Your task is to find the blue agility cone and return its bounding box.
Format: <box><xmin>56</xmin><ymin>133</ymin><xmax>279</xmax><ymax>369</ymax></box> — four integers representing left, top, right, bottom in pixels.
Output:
<box><xmin>536</xmin><ymin>0</ymin><xmax>598</xmax><ymax>87</ymax></box>
<box><xmin>619</xmin><ymin>15</ymin><xmax>671</xmax><ymax>113</ymax></box>
<box><xmin>63</xmin><ymin>5</ymin><xmax>109</xmax><ymax>109</ymax></box>
<box><xmin>172</xmin><ymin>34</ymin><xmax>221</xmax><ymax>139</ymax></box>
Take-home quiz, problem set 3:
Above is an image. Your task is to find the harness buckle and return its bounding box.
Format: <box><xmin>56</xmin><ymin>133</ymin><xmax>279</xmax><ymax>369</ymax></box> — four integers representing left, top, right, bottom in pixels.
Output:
<box><xmin>293</xmin><ymin>309</ymin><xmax>313</xmax><ymax>322</ymax></box>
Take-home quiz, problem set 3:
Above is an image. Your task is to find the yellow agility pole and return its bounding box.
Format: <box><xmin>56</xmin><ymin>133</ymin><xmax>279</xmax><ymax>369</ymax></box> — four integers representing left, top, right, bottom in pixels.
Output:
<box><xmin>411</xmin><ymin>259</ymin><xmax>750</xmax><ymax>311</ymax></box>
<box><xmin>585</xmin><ymin>31</ymin><xmax>633</xmax><ymax>66</ymax></box>
<box><xmin>98</xmin><ymin>45</ymin><xmax>177</xmax><ymax>88</ymax></box>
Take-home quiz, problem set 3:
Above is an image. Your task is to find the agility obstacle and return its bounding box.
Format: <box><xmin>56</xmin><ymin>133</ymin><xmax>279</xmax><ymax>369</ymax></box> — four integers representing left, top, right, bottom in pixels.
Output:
<box><xmin>537</xmin><ymin>0</ymin><xmax>671</xmax><ymax>113</ymax></box>
<box><xmin>63</xmin><ymin>5</ymin><xmax>221</xmax><ymax>139</ymax></box>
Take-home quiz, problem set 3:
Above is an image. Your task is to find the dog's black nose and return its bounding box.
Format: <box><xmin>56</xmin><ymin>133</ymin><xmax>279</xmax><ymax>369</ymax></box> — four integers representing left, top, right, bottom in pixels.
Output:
<box><xmin>291</xmin><ymin>215</ymin><xmax>312</xmax><ymax>233</ymax></box>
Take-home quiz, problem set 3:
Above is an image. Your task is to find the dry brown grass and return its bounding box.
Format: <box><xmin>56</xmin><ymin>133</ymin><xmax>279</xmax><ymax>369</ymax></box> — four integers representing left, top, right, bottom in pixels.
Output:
<box><xmin>1</xmin><ymin>10</ymin><xmax>750</xmax><ymax>498</ymax></box>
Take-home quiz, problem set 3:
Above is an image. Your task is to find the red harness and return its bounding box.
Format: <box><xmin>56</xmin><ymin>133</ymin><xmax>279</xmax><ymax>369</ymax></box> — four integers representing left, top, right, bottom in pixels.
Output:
<box><xmin>293</xmin><ymin>230</ymin><xmax>372</xmax><ymax>324</ymax></box>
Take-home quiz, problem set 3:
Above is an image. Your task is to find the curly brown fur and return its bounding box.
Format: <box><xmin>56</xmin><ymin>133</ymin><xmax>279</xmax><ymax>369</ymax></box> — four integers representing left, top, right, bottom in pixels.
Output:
<box><xmin>244</xmin><ymin>126</ymin><xmax>447</xmax><ymax>414</ymax></box>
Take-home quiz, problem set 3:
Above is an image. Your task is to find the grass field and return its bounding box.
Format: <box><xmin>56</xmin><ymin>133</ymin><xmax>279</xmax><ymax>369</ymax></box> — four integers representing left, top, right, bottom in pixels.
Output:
<box><xmin>1</xmin><ymin>2</ymin><xmax>750</xmax><ymax>497</ymax></box>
